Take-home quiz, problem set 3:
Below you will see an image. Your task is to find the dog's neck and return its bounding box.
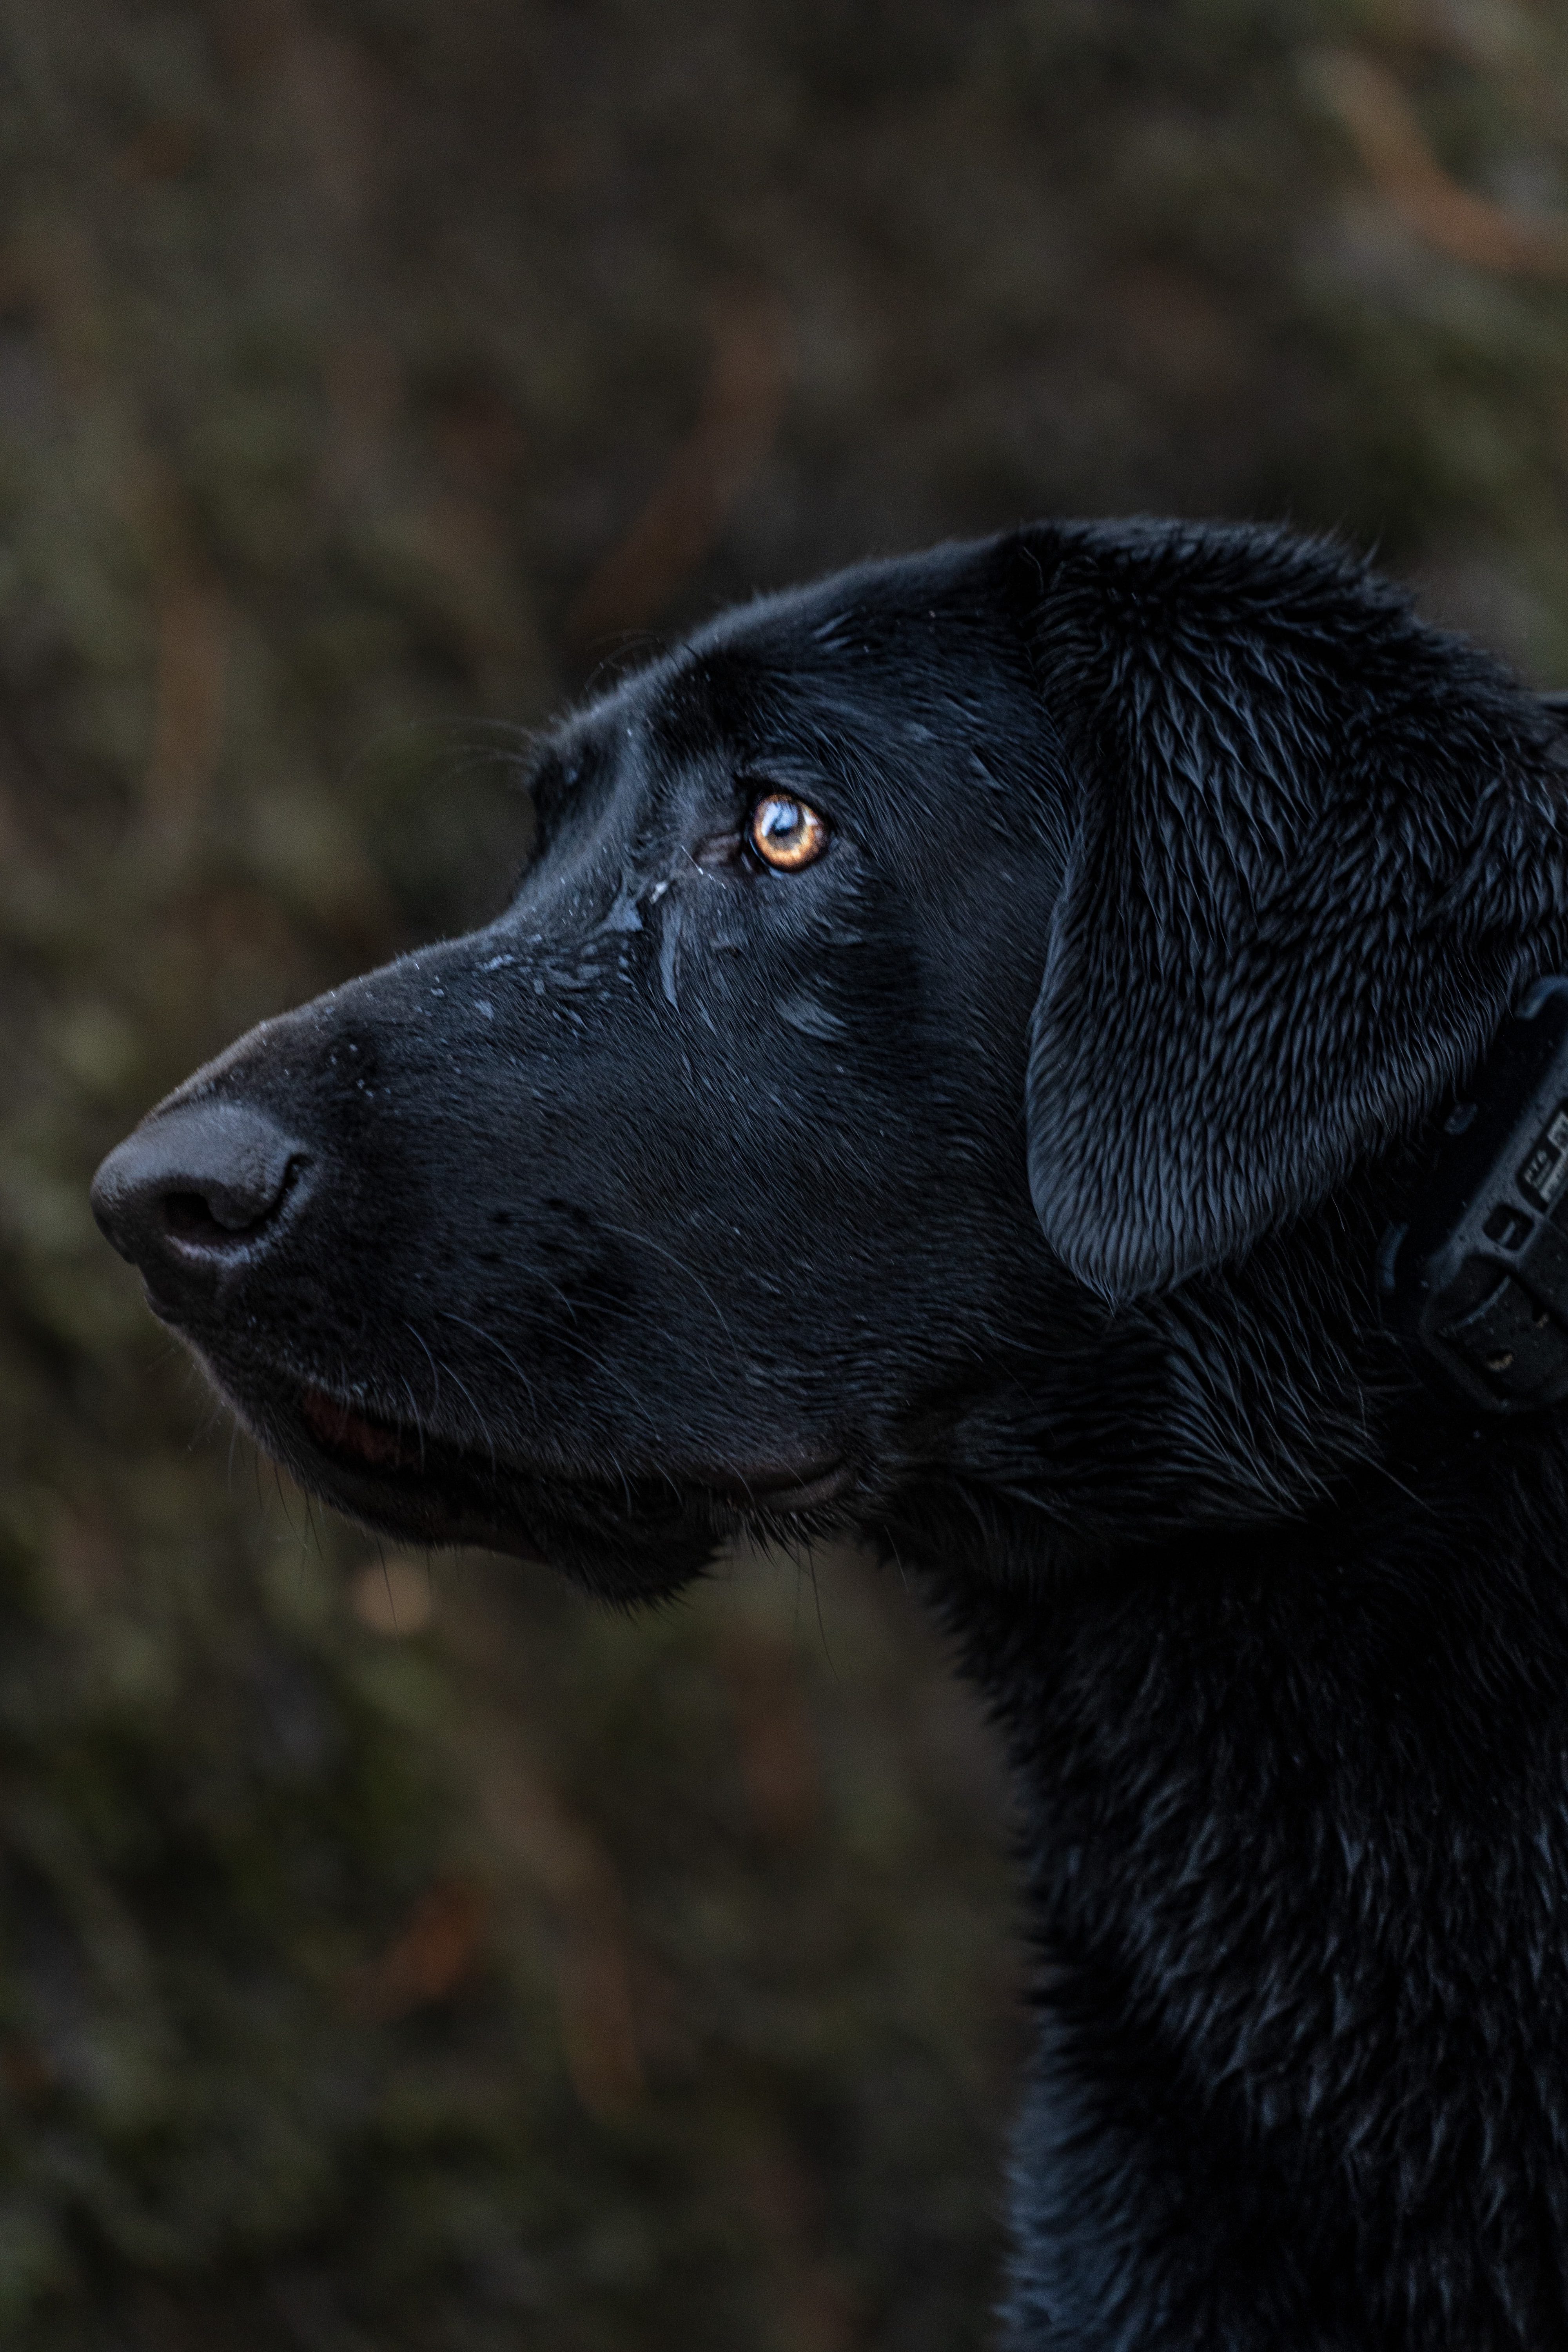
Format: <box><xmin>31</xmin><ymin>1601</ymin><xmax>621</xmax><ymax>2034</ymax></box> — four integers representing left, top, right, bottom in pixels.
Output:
<box><xmin>914</xmin><ymin>1377</ymin><xmax>1568</xmax><ymax>2345</ymax></box>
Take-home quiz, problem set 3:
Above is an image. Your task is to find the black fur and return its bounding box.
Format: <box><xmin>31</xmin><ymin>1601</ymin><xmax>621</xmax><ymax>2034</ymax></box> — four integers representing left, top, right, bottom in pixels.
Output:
<box><xmin>91</xmin><ymin>520</ymin><xmax>1568</xmax><ymax>2347</ymax></box>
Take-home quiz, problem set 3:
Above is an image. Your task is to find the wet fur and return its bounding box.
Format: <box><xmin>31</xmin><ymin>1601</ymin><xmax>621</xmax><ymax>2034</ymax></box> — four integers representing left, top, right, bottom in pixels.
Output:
<box><xmin>106</xmin><ymin>520</ymin><xmax>1568</xmax><ymax>2346</ymax></box>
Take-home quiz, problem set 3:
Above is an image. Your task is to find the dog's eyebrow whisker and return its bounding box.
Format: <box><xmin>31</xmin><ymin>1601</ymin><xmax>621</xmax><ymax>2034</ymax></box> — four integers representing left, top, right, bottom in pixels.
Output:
<box><xmin>332</xmin><ymin>714</ymin><xmax>546</xmax><ymax>810</ymax></box>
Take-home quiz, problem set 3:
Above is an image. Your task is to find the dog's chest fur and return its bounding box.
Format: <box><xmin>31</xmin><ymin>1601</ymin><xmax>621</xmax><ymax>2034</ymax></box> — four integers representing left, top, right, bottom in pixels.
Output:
<box><xmin>945</xmin><ymin>1439</ymin><xmax>1568</xmax><ymax>2350</ymax></box>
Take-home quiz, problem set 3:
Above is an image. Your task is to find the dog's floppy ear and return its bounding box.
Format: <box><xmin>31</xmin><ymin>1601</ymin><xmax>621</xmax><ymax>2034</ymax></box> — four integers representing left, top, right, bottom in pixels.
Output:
<box><xmin>1018</xmin><ymin>519</ymin><xmax>1567</xmax><ymax>1299</ymax></box>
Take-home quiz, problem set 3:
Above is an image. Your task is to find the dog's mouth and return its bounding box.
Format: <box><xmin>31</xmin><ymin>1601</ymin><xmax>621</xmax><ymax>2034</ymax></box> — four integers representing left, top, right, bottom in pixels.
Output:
<box><xmin>695</xmin><ymin>1460</ymin><xmax>855</xmax><ymax>1513</ymax></box>
<box><xmin>300</xmin><ymin>1384</ymin><xmax>424</xmax><ymax>1471</ymax></box>
<box><xmin>294</xmin><ymin>1381</ymin><xmax>851</xmax><ymax>1518</ymax></box>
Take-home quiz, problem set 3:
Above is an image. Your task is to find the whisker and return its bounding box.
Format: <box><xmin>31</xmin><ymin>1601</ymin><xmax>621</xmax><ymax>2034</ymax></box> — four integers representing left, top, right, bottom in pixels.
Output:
<box><xmin>403</xmin><ymin>1322</ymin><xmax>444</xmax><ymax>1408</ymax></box>
<box><xmin>437</xmin><ymin>1311</ymin><xmax>540</xmax><ymax>1413</ymax></box>
<box><xmin>400</xmin><ymin>1377</ymin><xmax>428</xmax><ymax>1472</ymax></box>
<box><xmin>407</xmin><ymin>1322</ymin><xmax>499</xmax><ymax>1477</ymax></box>
<box><xmin>440</xmin><ymin>1360</ymin><xmax>498</xmax><ymax>1477</ymax></box>
<box><xmin>270</xmin><ymin>1458</ymin><xmax>304</xmax><ymax>1547</ymax></box>
<box><xmin>377</xmin><ymin>1537</ymin><xmax>399</xmax><ymax>1635</ymax></box>
<box><xmin>804</xmin><ymin>1548</ymin><xmax>836</xmax><ymax>1677</ymax></box>
<box><xmin>596</xmin><ymin>1220</ymin><xmax>744</xmax><ymax>1370</ymax></box>
<box><xmin>520</xmin><ymin>1316</ymin><xmax>661</xmax><ymax>1436</ymax></box>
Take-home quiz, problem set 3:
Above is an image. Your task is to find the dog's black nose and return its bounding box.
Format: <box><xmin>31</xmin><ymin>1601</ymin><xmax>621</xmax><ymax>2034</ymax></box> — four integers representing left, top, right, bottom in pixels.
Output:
<box><xmin>91</xmin><ymin>1100</ymin><xmax>307</xmax><ymax>1288</ymax></box>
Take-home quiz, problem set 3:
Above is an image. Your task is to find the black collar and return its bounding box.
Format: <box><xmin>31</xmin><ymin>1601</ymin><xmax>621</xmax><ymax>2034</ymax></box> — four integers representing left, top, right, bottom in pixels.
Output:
<box><xmin>1379</xmin><ymin>977</ymin><xmax>1568</xmax><ymax>1413</ymax></box>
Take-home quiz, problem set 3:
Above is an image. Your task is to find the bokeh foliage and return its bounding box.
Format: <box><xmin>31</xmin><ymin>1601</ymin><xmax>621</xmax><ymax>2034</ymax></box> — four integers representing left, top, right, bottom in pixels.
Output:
<box><xmin>2</xmin><ymin>0</ymin><xmax>1568</xmax><ymax>2343</ymax></box>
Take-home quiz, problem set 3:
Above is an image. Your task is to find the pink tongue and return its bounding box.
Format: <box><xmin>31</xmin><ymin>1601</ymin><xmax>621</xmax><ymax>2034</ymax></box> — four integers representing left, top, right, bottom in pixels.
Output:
<box><xmin>300</xmin><ymin>1386</ymin><xmax>414</xmax><ymax>1469</ymax></box>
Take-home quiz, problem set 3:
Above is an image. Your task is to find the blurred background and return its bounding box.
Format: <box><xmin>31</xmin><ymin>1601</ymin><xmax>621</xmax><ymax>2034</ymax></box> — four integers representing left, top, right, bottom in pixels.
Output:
<box><xmin>2</xmin><ymin>1</ymin><xmax>1567</xmax><ymax>2344</ymax></box>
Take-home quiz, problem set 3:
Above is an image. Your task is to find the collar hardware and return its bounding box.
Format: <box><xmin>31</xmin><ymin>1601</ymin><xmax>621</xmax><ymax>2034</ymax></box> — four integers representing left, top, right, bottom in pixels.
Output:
<box><xmin>1380</xmin><ymin>976</ymin><xmax>1568</xmax><ymax>1414</ymax></box>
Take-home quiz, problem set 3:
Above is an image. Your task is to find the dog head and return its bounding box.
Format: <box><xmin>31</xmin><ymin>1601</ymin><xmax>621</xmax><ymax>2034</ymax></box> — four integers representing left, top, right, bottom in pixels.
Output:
<box><xmin>91</xmin><ymin>520</ymin><xmax>1568</xmax><ymax>1595</ymax></box>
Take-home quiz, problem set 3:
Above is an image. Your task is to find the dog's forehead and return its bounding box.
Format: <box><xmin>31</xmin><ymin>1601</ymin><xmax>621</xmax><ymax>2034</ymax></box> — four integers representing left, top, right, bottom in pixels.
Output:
<box><xmin>550</xmin><ymin>531</ymin><xmax>1032</xmax><ymax>804</ymax></box>
<box><xmin>677</xmin><ymin>535</ymin><xmax>1022</xmax><ymax>726</ymax></box>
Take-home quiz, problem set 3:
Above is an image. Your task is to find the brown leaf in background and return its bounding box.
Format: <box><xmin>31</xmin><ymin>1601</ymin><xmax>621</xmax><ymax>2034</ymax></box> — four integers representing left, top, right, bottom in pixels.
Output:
<box><xmin>566</xmin><ymin>287</ymin><xmax>790</xmax><ymax>650</ymax></box>
<box><xmin>1315</xmin><ymin>49</ymin><xmax>1568</xmax><ymax>277</ymax></box>
<box><xmin>351</xmin><ymin>1877</ymin><xmax>490</xmax><ymax>2022</ymax></box>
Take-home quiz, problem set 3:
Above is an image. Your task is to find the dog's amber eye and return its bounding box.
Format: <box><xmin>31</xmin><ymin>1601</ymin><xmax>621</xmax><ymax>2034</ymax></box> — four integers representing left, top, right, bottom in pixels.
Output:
<box><xmin>748</xmin><ymin>793</ymin><xmax>829</xmax><ymax>872</ymax></box>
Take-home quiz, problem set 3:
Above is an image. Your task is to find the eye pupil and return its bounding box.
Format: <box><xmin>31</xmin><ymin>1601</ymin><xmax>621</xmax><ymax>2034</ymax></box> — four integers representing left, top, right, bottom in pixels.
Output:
<box><xmin>748</xmin><ymin>792</ymin><xmax>829</xmax><ymax>872</ymax></box>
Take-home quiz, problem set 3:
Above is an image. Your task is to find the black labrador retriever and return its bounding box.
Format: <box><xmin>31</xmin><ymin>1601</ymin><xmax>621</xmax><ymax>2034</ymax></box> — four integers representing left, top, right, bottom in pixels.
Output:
<box><xmin>91</xmin><ymin>519</ymin><xmax>1568</xmax><ymax>2348</ymax></box>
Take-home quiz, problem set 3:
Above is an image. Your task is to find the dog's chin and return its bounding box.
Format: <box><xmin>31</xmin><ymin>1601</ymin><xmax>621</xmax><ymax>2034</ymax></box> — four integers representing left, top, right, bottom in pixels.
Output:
<box><xmin>196</xmin><ymin>1359</ymin><xmax>851</xmax><ymax>1603</ymax></box>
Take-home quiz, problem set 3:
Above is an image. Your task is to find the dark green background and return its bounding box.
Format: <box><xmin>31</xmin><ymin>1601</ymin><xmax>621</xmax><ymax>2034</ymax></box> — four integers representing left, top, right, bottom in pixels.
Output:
<box><xmin>1</xmin><ymin>2</ymin><xmax>1566</xmax><ymax>2343</ymax></box>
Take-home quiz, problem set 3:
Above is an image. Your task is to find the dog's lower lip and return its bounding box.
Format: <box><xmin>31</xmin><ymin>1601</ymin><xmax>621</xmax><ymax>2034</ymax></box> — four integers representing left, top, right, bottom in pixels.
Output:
<box><xmin>294</xmin><ymin>1388</ymin><xmax>847</xmax><ymax>1514</ymax></box>
<box><xmin>301</xmin><ymin>1383</ymin><xmax>851</xmax><ymax>1515</ymax></box>
<box><xmin>299</xmin><ymin>1384</ymin><xmax>419</xmax><ymax>1470</ymax></box>
<box><xmin>706</xmin><ymin>1461</ymin><xmax>851</xmax><ymax>1512</ymax></box>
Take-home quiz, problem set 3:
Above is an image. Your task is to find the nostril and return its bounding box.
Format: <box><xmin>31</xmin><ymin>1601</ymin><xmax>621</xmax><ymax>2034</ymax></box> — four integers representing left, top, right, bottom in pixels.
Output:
<box><xmin>163</xmin><ymin>1191</ymin><xmax>236</xmax><ymax>1246</ymax></box>
<box><xmin>157</xmin><ymin>1152</ymin><xmax>305</xmax><ymax>1250</ymax></box>
<box><xmin>162</xmin><ymin>1183</ymin><xmax>283</xmax><ymax>1249</ymax></box>
<box><xmin>91</xmin><ymin>1101</ymin><xmax>309</xmax><ymax>1275</ymax></box>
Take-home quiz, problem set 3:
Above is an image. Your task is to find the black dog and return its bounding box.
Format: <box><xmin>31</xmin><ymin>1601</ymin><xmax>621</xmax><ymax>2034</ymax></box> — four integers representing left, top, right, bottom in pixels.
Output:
<box><xmin>92</xmin><ymin>519</ymin><xmax>1568</xmax><ymax>2348</ymax></box>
